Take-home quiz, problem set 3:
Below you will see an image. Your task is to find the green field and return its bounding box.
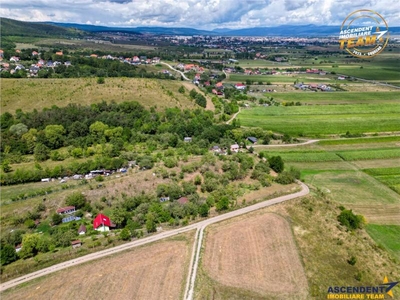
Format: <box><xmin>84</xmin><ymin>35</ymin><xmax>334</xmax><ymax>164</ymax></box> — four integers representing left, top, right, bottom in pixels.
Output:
<box><xmin>317</xmin><ymin>136</ymin><xmax>400</xmax><ymax>146</ymax></box>
<box><xmin>239</xmin><ymin>104</ymin><xmax>400</xmax><ymax>136</ymax></box>
<box><xmin>303</xmin><ymin>170</ymin><xmax>400</xmax><ymax>205</ymax></box>
<box><xmin>228</xmin><ymin>74</ymin><xmax>331</xmax><ymax>83</ymax></box>
<box><xmin>363</xmin><ymin>167</ymin><xmax>400</xmax><ymax>194</ymax></box>
<box><xmin>337</xmin><ymin>148</ymin><xmax>400</xmax><ymax>161</ymax></box>
<box><xmin>365</xmin><ymin>224</ymin><xmax>400</xmax><ymax>260</ymax></box>
<box><xmin>269</xmin><ymin>91</ymin><xmax>400</xmax><ymax>104</ymax></box>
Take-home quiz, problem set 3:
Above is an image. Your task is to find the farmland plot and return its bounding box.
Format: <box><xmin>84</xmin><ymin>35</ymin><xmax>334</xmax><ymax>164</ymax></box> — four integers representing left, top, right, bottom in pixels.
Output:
<box><xmin>2</xmin><ymin>237</ymin><xmax>193</xmax><ymax>300</ymax></box>
<box><xmin>200</xmin><ymin>213</ymin><xmax>308</xmax><ymax>299</ymax></box>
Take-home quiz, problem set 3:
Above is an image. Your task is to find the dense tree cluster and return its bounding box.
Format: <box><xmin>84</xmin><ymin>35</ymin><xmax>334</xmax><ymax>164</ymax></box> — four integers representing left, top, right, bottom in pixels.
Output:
<box><xmin>0</xmin><ymin>101</ymin><xmax>237</xmax><ymax>185</ymax></box>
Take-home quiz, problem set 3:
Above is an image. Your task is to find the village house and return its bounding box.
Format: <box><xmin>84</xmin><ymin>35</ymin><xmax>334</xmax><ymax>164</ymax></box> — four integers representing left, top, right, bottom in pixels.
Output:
<box><xmin>247</xmin><ymin>137</ymin><xmax>257</xmax><ymax>144</ymax></box>
<box><xmin>71</xmin><ymin>240</ymin><xmax>82</xmax><ymax>249</ymax></box>
<box><xmin>55</xmin><ymin>51</ymin><xmax>63</xmax><ymax>56</ymax></box>
<box><xmin>93</xmin><ymin>214</ymin><xmax>112</xmax><ymax>232</ymax></box>
<box><xmin>230</xmin><ymin>144</ymin><xmax>240</xmax><ymax>153</ymax></box>
<box><xmin>177</xmin><ymin>197</ymin><xmax>189</xmax><ymax>205</ymax></box>
<box><xmin>78</xmin><ymin>225</ymin><xmax>87</xmax><ymax>235</ymax></box>
<box><xmin>184</xmin><ymin>137</ymin><xmax>192</xmax><ymax>142</ymax></box>
<box><xmin>57</xmin><ymin>206</ymin><xmax>76</xmax><ymax>215</ymax></box>
<box><xmin>234</xmin><ymin>83</ymin><xmax>246</xmax><ymax>90</ymax></box>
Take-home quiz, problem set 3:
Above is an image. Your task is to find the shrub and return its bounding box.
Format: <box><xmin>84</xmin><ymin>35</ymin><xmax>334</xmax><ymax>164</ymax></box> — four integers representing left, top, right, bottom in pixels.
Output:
<box><xmin>269</xmin><ymin>156</ymin><xmax>284</xmax><ymax>173</ymax></box>
<box><xmin>348</xmin><ymin>256</ymin><xmax>357</xmax><ymax>266</ymax></box>
<box><xmin>337</xmin><ymin>209</ymin><xmax>365</xmax><ymax>230</ymax></box>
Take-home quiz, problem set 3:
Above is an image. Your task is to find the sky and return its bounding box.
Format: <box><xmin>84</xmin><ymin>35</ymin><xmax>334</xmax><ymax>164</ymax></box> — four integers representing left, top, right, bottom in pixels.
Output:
<box><xmin>0</xmin><ymin>0</ymin><xmax>399</xmax><ymax>29</ymax></box>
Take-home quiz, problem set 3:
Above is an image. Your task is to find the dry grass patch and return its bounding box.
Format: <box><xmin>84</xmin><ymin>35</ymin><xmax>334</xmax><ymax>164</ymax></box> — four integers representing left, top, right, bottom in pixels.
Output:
<box><xmin>2</xmin><ymin>233</ymin><xmax>194</xmax><ymax>300</ymax></box>
<box><xmin>0</xmin><ymin>78</ymin><xmax>197</xmax><ymax>113</ymax></box>
<box><xmin>200</xmin><ymin>213</ymin><xmax>308</xmax><ymax>299</ymax></box>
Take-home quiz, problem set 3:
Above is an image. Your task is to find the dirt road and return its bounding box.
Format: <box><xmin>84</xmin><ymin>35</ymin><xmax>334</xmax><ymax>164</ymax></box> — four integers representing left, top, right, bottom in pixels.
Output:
<box><xmin>0</xmin><ymin>182</ymin><xmax>309</xmax><ymax>293</ymax></box>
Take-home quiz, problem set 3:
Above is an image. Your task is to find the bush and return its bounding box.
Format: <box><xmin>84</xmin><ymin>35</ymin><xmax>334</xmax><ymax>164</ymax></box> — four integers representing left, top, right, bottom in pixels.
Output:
<box><xmin>97</xmin><ymin>77</ymin><xmax>105</xmax><ymax>84</ymax></box>
<box><xmin>337</xmin><ymin>209</ymin><xmax>364</xmax><ymax>230</ymax></box>
<box><xmin>348</xmin><ymin>256</ymin><xmax>357</xmax><ymax>266</ymax></box>
<box><xmin>269</xmin><ymin>156</ymin><xmax>284</xmax><ymax>173</ymax></box>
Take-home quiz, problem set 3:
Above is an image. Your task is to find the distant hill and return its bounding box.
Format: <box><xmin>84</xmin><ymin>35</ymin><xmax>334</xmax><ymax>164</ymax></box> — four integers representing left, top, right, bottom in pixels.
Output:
<box><xmin>2</xmin><ymin>17</ymin><xmax>400</xmax><ymax>38</ymax></box>
<box><xmin>0</xmin><ymin>17</ymin><xmax>84</xmax><ymax>38</ymax></box>
<box><xmin>43</xmin><ymin>22</ymin><xmax>400</xmax><ymax>37</ymax></box>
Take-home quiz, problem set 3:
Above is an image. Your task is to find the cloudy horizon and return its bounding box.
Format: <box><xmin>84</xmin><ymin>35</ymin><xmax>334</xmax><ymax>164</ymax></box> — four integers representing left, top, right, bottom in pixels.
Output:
<box><xmin>1</xmin><ymin>0</ymin><xmax>399</xmax><ymax>29</ymax></box>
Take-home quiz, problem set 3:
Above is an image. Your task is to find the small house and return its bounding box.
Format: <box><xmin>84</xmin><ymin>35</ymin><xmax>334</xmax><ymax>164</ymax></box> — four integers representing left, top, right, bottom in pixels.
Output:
<box><xmin>78</xmin><ymin>225</ymin><xmax>87</xmax><ymax>235</ymax></box>
<box><xmin>247</xmin><ymin>137</ymin><xmax>258</xmax><ymax>144</ymax></box>
<box><xmin>160</xmin><ymin>197</ymin><xmax>170</xmax><ymax>202</ymax></box>
<box><xmin>57</xmin><ymin>206</ymin><xmax>76</xmax><ymax>215</ymax></box>
<box><xmin>71</xmin><ymin>240</ymin><xmax>82</xmax><ymax>249</ymax></box>
<box><xmin>177</xmin><ymin>197</ymin><xmax>189</xmax><ymax>205</ymax></box>
<box><xmin>235</xmin><ymin>83</ymin><xmax>246</xmax><ymax>90</ymax></box>
<box><xmin>230</xmin><ymin>144</ymin><xmax>240</xmax><ymax>153</ymax></box>
<box><xmin>55</xmin><ymin>51</ymin><xmax>63</xmax><ymax>56</ymax></box>
<box><xmin>184</xmin><ymin>137</ymin><xmax>192</xmax><ymax>143</ymax></box>
<box><xmin>93</xmin><ymin>214</ymin><xmax>111</xmax><ymax>232</ymax></box>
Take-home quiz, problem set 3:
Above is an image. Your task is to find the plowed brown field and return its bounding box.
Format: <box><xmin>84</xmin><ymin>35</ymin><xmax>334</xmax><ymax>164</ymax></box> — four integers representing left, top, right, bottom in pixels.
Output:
<box><xmin>2</xmin><ymin>239</ymin><xmax>191</xmax><ymax>300</ymax></box>
<box><xmin>202</xmin><ymin>213</ymin><xmax>308</xmax><ymax>299</ymax></box>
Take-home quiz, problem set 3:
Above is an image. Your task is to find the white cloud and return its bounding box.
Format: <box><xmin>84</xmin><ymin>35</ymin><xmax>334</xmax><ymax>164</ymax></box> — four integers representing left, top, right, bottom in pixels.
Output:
<box><xmin>0</xmin><ymin>0</ymin><xmax>399</xmax><ymax>29</ymax></box>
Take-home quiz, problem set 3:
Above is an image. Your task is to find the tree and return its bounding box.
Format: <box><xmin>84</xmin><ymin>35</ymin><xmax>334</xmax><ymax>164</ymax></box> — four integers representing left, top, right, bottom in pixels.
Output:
<box><xmin>18</xmin><ymin>233</ymin><xmax>40</xmax><ymax>259</ymax></box>
<box><xmin>44</xmin><ymin>125</ymin><xmax>66</xmax><ymax>149</ymax></box>
<box><xmin>216</xmin><ymin>196</ymin><xmax>230</xmax><ymax>211</ymax></box>
<box><xmin>97</xmin><ymin>77</ymin><xmax>105</xmax><ymax>84</ymax></box>
<box><xmin>195</xmin><ymin>94</ymin><xmax>207</xmax><ymax>108</ymax></box>
<box><xmin>269</xmin><ymin>156</ymin><xmax>284</xmax><ymax>173</ymax></box>
<box><xmin>199</xmin><ymin>203</ymin><xmax>209</xmax><ymax>217</ymax></box>
<box><xmin>0</xmin><ymin>243</ymin><xmax>17</xmax><ymax>266</ymax></box>
<box><xmin>89</xmin><ymin>121</ymin><xmax>109</xmax><ymax>140</ymax></box>
<box><xmin>34</xmin><ymin>143</ymin><xmax>50</xmax><ymax>162</ymax></box>
<box><xmin>22</xmin><ymin>128</ymin><xmax>38</xmax><ymax>153</ymax></box>
<box><xmin>178</xmin><ymin>86</ymin><xmax>185</xmax><ymax>94</ymax></box>
<box><xmin>120</xmin><ymin>228</ymin><xmax>131</xmax><ymax>241</ymax></box>
<box><xmin>65</xmin><ymin>192</ymin><xmax>87</xmax><ymax>209</ymax></box>
<box><xmin>146</xmin><ymin>213</ymin><xmax>157</xmax><ymax>233</ymax></box>
<box><xmin>189</xmin><ymin>89</ymin><xmax>198</xmax><ymax>99</ymax></box>
<box><xmin>52</xmin><ymin>213</ymin><xmax>63</xmax><ymax>225</ymax></box>
<box><xmin>9</xmin><ymin>123</ymin><xmax>28</xmax><ymax>136</ymax></box>
<box><xmin>1</xmin><ymin>160</ymin><xmax>12</xmax><ymax>173</ymax></box>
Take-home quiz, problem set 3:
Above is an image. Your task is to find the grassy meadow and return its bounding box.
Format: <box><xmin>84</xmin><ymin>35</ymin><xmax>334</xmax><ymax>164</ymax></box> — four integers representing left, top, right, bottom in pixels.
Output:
<box><xmin>239</xmin><ymin>104</ymin><xmax>400</xmax><ymax>136</ymax></box>
<box><xmin>0</xmin><ymin>78</ymin><xmax>197</xmax><ymax>113</ymax></box>
<box><xmin>365</xmin><ymin>224</ymin><xmax>400</xmax><ymax>260</ymax></box>
<box><xmin>269</xmin><ymin>91</ymin><xmax>400</xmax><ymax>104</ymax></box>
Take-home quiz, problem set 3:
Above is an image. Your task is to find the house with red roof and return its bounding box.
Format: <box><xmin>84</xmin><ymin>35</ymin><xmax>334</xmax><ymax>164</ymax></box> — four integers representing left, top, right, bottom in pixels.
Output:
<box><xmin>93</xmin><ymin>214</ymin><xmax>111</xmax><ymax>231</ymax></box>
<box><xmin>56</xmin><ymin>206</ymin><xmax>76</xmax><ymax>215</ymax></box>
<box><xmin>234</xmin><ymin>83</ymin><xmax>246</xmax><ymax>90</ymax></box>
<box><xmin>177</xmin><ymin>197</ymin><xmax>189</xmax><ymax>205</ymax></box>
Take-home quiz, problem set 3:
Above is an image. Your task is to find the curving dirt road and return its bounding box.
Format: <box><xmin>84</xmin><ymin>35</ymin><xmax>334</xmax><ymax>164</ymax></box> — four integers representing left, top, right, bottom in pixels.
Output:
<box><xmin>160</xmin><ymin>62</ymin><xmax>190</xmax><ymax>81</ymax></box>
<box><xmin>0</xmin><ymin>182</ymin><xmax>309</xmax><ymax>293</ymax></box>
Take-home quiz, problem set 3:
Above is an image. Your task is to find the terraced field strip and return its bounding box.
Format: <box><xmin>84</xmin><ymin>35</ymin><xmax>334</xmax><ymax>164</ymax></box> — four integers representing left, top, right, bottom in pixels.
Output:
<box><xmin>239</xmin><ymin>104</ymin><xmax>400</xmax><ymax>136</ymax></box>
<box><xmin>270</xmin><ymin>91</ymin><xmax>400</xmax><ymax>104</ymax></box>
<box><xmin>200</xmin><ymin>213</ymin><xmax>308</xmax><ymax>299</ymax></box>
<box><xmin>337</xmin><ymin>148</ymin><xmax>400</xmax><ymax>161</ymax></box>
<box><xmin>363</xmin><ymin>167</ymin><xmax>400</xmax><ymax>194</ymax></box>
